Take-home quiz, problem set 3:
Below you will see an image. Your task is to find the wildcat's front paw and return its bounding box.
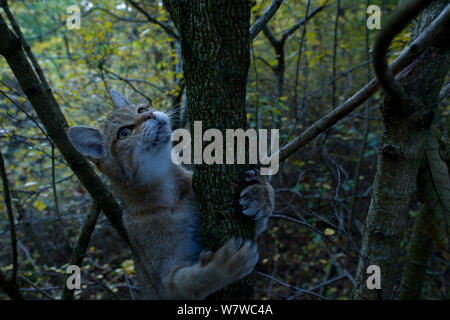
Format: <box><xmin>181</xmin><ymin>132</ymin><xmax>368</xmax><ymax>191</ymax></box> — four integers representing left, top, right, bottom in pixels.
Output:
<box><xmin>207</xmin><ymin>238</ymin><xmax>258</xmax><ymax>283</ymax></box>
<box><xmin>239</xmin><ymin>169</ymin><xmax>274</xmax><ymax>220</ymax></box>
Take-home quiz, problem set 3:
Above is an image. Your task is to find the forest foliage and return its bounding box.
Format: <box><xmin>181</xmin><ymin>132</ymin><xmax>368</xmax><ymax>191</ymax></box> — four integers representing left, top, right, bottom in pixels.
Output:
<box><xmin>0</xmin><ymin>0</ymin><xmax>448</xmax><ymax>299</ymax></box>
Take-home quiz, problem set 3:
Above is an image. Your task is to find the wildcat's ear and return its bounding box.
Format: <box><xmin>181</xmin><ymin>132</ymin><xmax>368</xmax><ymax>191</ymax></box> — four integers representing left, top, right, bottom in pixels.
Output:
<box><xmin>67</xmin><ymin>126</ymin><xmax>104</xmax><ymax>161</ymax></box>
<box><xmin>110</xmin><ymin>89</ymin><xmax>131</xmax><ymax>109</ymax></box>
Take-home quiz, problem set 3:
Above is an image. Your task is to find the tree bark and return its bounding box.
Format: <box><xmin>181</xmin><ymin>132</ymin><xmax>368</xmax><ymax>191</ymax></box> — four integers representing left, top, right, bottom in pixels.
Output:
<box><xmin>353</xmin><ymin>0</ymin><xmax>450</xmax><ymax>300</ymax></box>
<box><xmin>162</xmin><ymin>0</ymin><xmax>254</xmax><ymax>299</ymax></box>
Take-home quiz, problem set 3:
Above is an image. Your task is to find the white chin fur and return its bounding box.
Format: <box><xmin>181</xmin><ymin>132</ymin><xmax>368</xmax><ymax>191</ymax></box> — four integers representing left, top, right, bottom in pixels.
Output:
<box><xmin>134</xmin><ymin>130</ymin><xmax>173</xmax><ymax>185</ymax></box>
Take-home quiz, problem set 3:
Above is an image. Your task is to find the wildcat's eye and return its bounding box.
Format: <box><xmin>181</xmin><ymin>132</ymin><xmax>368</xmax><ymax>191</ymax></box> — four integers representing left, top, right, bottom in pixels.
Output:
<box><xmin>118</xmin><ymin>126</ymin><xmax>133</xmax><ymax>140</ymax></box>
<box><xmin>138</xmin><ymin>107</ymin><xmax>149</xmax><ymax>114</ymax></box>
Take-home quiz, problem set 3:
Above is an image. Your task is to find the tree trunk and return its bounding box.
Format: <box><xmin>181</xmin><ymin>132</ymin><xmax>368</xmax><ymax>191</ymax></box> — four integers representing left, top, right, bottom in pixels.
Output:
<box><xmin>162</xmin><ymin>0</ymin><xmax>254</xmax><ymax>299</ymax></box>
<box><xmin>353</xmin><ymin>1</ymin><xmax>450</xmax><ymax>300</ymax></box>
<box><xmin>397</xmin><ymin>213</ymin><xmax>433</xmax><ymax>299</ymax></box>
<box><xmin>0</xmin><ymin>16</ymin><xmax>128</xmax><ymax>244</ymax></box>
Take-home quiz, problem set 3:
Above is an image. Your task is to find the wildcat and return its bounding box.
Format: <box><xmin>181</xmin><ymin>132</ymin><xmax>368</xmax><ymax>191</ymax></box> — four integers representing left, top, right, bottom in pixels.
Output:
<box><xmin>67</xmin><ymin>89</ymin><xmax>274</xmax><ymax>299</ymax></box>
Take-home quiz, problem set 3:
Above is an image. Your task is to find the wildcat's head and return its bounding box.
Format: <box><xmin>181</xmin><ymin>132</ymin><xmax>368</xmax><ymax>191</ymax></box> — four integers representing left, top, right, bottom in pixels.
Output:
<box><xmin>68</xmin><ymin>90</ymin><xmax>172</xmax><ymax>187</ymax></box>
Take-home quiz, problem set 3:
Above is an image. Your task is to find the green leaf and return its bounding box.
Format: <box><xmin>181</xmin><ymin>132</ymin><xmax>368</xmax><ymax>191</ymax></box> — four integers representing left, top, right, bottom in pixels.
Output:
<box><xmin>419</xmin><ymin>134</ymin><xmax>450</xmax><ymax>250</ymax></box>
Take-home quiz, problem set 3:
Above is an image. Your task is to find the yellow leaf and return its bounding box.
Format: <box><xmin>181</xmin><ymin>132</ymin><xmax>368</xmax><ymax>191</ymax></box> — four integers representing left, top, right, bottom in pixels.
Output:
<box><xmin>324</xmin><ymin>228</ymin><xmax>335</xmax><ymax>236</ymax></box>
<box><xmin>33</xmin><ymin>200</ymin><xmax>46</xmax><ymax>211</ymax></box>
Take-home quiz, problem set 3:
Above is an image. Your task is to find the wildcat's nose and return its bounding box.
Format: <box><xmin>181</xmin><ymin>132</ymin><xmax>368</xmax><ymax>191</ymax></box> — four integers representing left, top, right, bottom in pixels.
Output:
<box><xmin>144</xmin><ymin>111</ymin><xmax>156</xmax><ymax>120</ymax></box>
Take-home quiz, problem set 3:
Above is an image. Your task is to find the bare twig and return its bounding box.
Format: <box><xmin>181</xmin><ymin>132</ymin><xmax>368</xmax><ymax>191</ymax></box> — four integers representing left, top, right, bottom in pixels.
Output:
<box><xmin>1</xmin><ymin>0</ymin><xmax>56</xmax><ymax>106</ymax></box>
<box><xmin>287</xmin><ymin>273</ymin><xmax>350</xmax><ymax>300</ymax></box>
<box><xmin>19</xmin><ymin>275</ymin><xmax>55</xmax><ymax>300</ymax></box>
<box><xmin>26</xmin><ymin>6</ymin><xmax>147</xmax><ymax>42</ymax></box>
<box><xmin>293</xmin><ymin>0</ymin><xmax>311</xmax><ymax>110</ymax></box>
<box><xmin>51</xmin><ymin>145</ymin><xmax>61</xmax><ymax>219</ymax></box>
<box><xmin>256</xmin><ymin>271</ymin><xmax>328</xmax><ymax>300</ymax></box>
<box><xmin>127</xmin><ymin>0</ymin><xmax>179</xmax><ymax>40</ymax></box>
<box><xmin>348</xmin><ymin>0</ymin><xmax>372</xmax><ymax>233</ymax></box>
<box><xmin>0</xmin><ymin>150</ymin><xmax>23</xmax><ymax>299</ymax></box>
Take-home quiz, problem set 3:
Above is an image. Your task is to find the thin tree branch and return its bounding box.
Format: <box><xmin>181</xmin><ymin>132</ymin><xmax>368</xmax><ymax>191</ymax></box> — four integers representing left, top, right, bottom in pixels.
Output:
<box><xmin>293</xmin><ymin>0</ymin><xmax>311</xmax><ymax>110</ymax></box>
<box><xmin>331</xmin><ymin>0</ymin><xmax>341</xmax><ymax>109</ymax></box>
<box><xmin>287</xmin><ymin>273</ymin><xmax>350</xmax><ymax>300</ymax></box>
<box><xmin>281</xmin><ymin>4</ymin><xmax>327</xmax><ymax>43</ymax></box>
<box><xmin>87</xmin><ymin>5</ymin><xmax>147</xmax><ymax>24</ymax></box>
<box><xmin>100</xmin><ymin>67</ymin><xmax>153</xmax><ymax>104</ymax></box>
<box><xmin>348</xmin><ymin>0</ymin><xmax>372</xmax><ymax>233</ymax></box>
<box><xmin>261</xmin><ymin>24</ymin><xmax>280</xmax><ymax>49</ymax></box>
<box><xmin>26</xmin><ymin>6</ymin><xmax>147</xmax><ymax>42</ymax></box>
<box><xmin>250</xmin><ymin>0</ymin><xmax>284</xmax><ymax>41</ymax></box>
<box><xmin>51</xmin><ymin>145</ymin><xmax>61</xmax><ymax>220</ymax></box>
<box><xmin>0</xmin><ymin>85</ymin><xmax>50</xmax><ymax>143</ymax></box>
<box><xmin>1</xmin><ymin>0</ymin><xmax>55</xmax><ymax>105</ymax></box>
<box><xmin>127</xmin><ymin>0</ymin><xmax>180</xmax><ymax>40</ymax></box>
<box><xmin>271</xmin><ymin>214</ymin><xmax>356</xmax><ymax>260</ymax></box>
<box><xmin>0</xmin><ymin>150</ymin><xmax>23</xmax><ymax>300</ymax></box>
